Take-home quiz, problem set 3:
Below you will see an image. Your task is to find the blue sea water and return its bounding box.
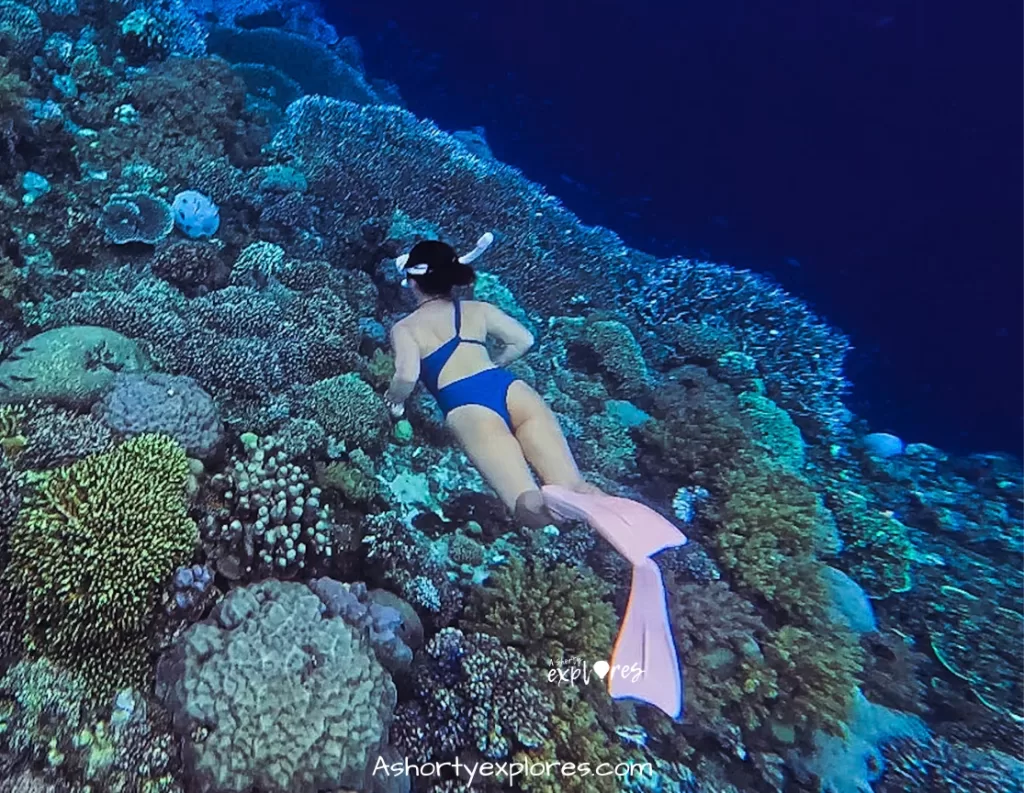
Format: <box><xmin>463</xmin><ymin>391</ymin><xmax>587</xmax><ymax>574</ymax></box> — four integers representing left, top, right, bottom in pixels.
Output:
<box><xmin>0</xmin><ymin>2</ymin><xmax>1020</xmax><ymax>792</ymax></box>
<box><xmin>336</xmin><ymin>0</ymin><xmax>1024</xmax><ymax>457</ymax></box>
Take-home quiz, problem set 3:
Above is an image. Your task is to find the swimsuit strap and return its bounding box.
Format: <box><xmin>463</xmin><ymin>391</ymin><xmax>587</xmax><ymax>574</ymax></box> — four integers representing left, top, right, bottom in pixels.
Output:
<box><xmin>453</xmin><ymin>298</ymin><xmax>463</xmax><ymax>338</ymax></box>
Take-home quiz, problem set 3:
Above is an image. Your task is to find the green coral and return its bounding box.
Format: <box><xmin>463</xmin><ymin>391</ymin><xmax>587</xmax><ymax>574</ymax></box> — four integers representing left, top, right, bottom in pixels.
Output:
<box><xmin>0</xmin><ymin>658</ymin><xmax>181</xmax><ymax>792</ymax></box>
<box><xmin>307</xmin><ymin>372</ymin><xmax>390</xmax><ymax>452</ymax></box>
<box><xmin>826</xmin><ymin>488</ymin><xmax>913</xmax><ymax>598</ymax></box>
<box><xmin>513</xmin><ymin>687</ymin><xmax>627</xmax><ymax>793</ymax></box>
<box><xmin>714</xmin><ymin>464</ymin><xmax>827</xmax><ymax>617</ymax></box>
<box><xmin>317</xmin><ymin>456</ymin><xmax>379</xmax><ymax>505</ymax></box>
<box><xmin>738</xmin><ymin>391</ymin><xmax>806</xmax><ymax>472</ymax></box>
<box><xmin>5</xmin><ymin>434</ymin><xmax>198</xmax><ymax>694</ymax></box>
<box><xmin>553</xmin><ymin>315</ymin><xmax>652</xmax><ymax>399</ymax></box>
<box><xmin>667</xmin><ymin>578</ymin><xmax>779</xmax><ymax>740</ymax></box>
<box><xmin>364</xmin><ymin>348</ymin><xmax>395</xmax><ymax>390</ymax></box>
<box><xmin>463</xmin><ymin>557</ymin><xmax>617</xmax><ymax>668</ymax></box>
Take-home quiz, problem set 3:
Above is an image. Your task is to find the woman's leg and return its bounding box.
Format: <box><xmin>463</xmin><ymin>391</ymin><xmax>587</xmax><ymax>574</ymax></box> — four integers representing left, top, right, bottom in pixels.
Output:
<box><xmin>506</xmin><ymin>381</ymin><xmax>602</xmax><ymax>494</ymax></box>
<box><xmin>446</xmin><ymin>404</ymin><xmax>541</xmax><ymax>513</ymax></box>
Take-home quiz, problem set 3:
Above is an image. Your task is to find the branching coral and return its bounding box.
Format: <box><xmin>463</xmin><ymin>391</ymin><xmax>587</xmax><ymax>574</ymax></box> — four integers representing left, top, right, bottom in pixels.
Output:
<box><xmin>666</xmin><ymin>577</ymin><xmax>779</xmax><ymax>745</ymax></box>
<box><xmin>391</xmin><ymin>628</ymin><xmax>552</xmax><ymax>763</ymax></box>
<box><xmin>200</xmin><ymin>432</ymin><xmax>338</xmax><ymax>581</ymax></box>
<box><xmin>5</xmin><ymin>434</ymin><xmax>198</xmax><ymax>694</ymax></box>
<box><xmin>712</xmin><ymin>464</ymin><xmax>827</xmax><ymax>617</ymax></box>
<box><xmin>512</xmin><ymin>687</ymin><xmax>629</xmax><ymax>793</ymax></box>
<box><xmin>462</xmin><ymin>556</ymin><xmax>617</xmax><ymax>669</ymax></box>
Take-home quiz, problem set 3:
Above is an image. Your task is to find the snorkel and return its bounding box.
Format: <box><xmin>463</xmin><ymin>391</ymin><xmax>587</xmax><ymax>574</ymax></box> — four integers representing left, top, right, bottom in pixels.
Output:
<box><xmin>395</xmin><ymin>232</ymin><xmax>495</xmax><ymax>287</ymax></box>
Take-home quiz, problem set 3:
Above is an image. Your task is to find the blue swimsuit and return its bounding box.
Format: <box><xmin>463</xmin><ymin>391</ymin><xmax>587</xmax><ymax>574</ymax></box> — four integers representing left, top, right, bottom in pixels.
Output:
<box><xmin>419</xmin><ymin>299</ymin><xmax>519</xmax><ymax>430</ymax></box>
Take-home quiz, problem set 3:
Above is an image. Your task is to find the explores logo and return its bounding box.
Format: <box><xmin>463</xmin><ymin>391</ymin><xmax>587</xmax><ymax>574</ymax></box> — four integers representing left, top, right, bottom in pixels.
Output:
<box><xmin>545</xmin><ymin>654</ymin><xmax>644</xmax><ymax>687</ymax></box>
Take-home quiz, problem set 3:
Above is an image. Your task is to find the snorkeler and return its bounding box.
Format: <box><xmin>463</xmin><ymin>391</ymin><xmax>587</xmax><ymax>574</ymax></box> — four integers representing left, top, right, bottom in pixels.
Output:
<box><xmin>384</xmin><ymin>235</ymin><xmax>598</xmax><ymax>528</ymax></box>
<box><xmin>385</xmin><ymin>236</ymin><xmax>687</xmax><ymax>720</ymax></box>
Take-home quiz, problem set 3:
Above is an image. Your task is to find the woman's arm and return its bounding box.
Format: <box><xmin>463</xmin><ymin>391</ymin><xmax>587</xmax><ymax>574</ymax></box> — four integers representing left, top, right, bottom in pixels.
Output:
<box><xmin>385</xmin><ymin>324</ymin><xmax>421</xmax><ymax>413</ymax></box>
<box><xmin>484</xmin><ymin>304</ymin><xmax>535</xmax><ymax>366</ymax></box>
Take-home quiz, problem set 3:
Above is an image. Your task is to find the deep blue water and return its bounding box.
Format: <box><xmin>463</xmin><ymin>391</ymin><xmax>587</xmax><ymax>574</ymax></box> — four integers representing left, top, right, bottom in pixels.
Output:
<box><xmin>335</xmin><ymin>0</ymin><xmax>1023</xmax><ymax>456</ymax></box>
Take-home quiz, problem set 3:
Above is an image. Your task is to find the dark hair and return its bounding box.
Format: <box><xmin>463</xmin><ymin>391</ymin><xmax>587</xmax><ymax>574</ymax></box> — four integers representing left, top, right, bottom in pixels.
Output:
<box><xmin>404</xmin><ymin>240</ymin><xmax>476</xmax><ymax>295</ymax></box>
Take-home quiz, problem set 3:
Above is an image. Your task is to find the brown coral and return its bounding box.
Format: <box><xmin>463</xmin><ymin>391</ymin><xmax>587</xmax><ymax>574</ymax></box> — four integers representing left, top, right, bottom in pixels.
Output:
<box><xmin>462</xmin><ymin>557</ymin><xmax>616</xmax><ymax>669</ymax></box>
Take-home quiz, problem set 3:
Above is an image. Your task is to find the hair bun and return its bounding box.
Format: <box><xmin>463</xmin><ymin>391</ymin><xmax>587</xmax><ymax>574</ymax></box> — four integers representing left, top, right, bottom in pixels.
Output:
<box><xmin>454</xmin><ymin>262</ymin><xmax>476</xmax><ymax>286</ymax></box>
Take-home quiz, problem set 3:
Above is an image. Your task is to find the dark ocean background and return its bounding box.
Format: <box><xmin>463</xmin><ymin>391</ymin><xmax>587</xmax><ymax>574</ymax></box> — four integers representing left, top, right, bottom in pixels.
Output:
<box><xmin>334</xmin><ymin>0</ymin><xmax>1023</xmax><ymax>457</ymax></box>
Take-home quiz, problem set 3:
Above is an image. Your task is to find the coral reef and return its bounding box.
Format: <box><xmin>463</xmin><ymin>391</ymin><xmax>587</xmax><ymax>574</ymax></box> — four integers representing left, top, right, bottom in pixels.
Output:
<box><xmin>0</xmin><ymin>3</ymin><xmax>1014</xmax><ymax>791</ymax></box>
<box><xmin>200</xmin><ymin>432</ymin><xmax>338</xmax><ymax>581</ymax></box>
<box><xmin>155</xmin><ymin>580</ymin><xmax>396</xmax><ymax>793</ymax></box>
<box><xmin>391</xmin><ymin>628</ymin><xmax>551</xmax><ymax>763</ymax></box>
<box><xmin>94</xmin><ymin>372</ymin><xmax>223</xmax><ymax>458</ymax></box>
<box><xmin>462</xmin><ymin>557</ymin><xmax>617</xmax><ymax>668</ymax></box>
<box><xmin>0</xmin><ymin>326</ymin><xmax>149</xmax><ymax>407</ymax></box>
<box><xmin>5</xmin><ymin>434</ymin><xmax>197</xmax><ymax>694</ymax></box>
<box><xmin>0</xmin><ymin>659</ymin><xmax>181</xmax><ymax>792</ymax></box>
<box><xmin>306</xmin><ymin>371</ymin><xmax>391</xmax><ymax>452</ymax></box>
<box><xmin>878</xmin><ymin>734</ymin><xmax>1024</xmax><ymax>793</ymax></box>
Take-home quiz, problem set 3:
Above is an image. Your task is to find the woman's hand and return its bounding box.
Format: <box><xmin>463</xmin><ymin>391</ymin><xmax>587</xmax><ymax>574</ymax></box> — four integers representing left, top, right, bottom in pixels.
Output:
<box><xmin>384</xmin><ymin>390</ymin><xmax>406</xmax><ymax>418</ymax></box>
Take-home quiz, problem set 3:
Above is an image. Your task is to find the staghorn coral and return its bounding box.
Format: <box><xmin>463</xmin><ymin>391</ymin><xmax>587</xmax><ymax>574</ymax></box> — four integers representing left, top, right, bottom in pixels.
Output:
<box><xmin>5</xmin><ymin>434</ymin><xmax>198</xmax><ymax>694</ymax></box>
<box><xmin>462</xmin><ymin>556</ymin><xmax>617</xmax><ymax>669</ymax></box>
<box><xmin>636</xmin><ymin>258</ymin><xmax>850</xmax><ymax>436</ymax></box>
<box><xmin>155</xmin><ymin>580</ymin><xmax>395</xmax><ymax>793</ymax></box>
<box><xmin>391</xmin><ymin>628</ymin><xmax>552</xmax><ymax>764</ymax></box>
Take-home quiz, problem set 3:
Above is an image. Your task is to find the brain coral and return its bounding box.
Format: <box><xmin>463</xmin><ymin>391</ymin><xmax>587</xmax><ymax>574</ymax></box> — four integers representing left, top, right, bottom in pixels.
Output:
<box><xmin>94</xmin><ymin>372</ymin><xmax>223</xmax><ymax>457</ymax></box>
<box><xmin>5</xmin><ymin>434</ymin><xmax>197</xmax><ymax>694</ymax></box>
<box><xmin>156</xmin><ymin>579</ymin><xmax>396</xmax><ymax>793</ymax></box>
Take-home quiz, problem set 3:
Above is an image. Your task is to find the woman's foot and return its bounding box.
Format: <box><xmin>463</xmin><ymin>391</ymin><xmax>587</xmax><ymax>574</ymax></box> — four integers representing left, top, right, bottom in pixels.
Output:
<box><xmin>514</xmin><ymin>489</ymin><xmax>559</xmax><ymax>529</ymax></box>
<box><xmin>569</xmin><ymin>478</ymin><xmax>605</xmax><ymax>497</ymax></box>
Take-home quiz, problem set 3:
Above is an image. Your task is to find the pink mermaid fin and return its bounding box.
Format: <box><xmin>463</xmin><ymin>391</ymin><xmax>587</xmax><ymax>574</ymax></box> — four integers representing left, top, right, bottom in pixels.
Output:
<box><xmin>541</xmin><ymin>485</ymin><xmax>686</xmax><ymax>719</ymax></box>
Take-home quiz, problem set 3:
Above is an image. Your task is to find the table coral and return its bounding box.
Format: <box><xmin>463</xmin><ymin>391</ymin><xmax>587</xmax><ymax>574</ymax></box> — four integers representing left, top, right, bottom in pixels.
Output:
<box><xmin>155</xmin><ymin>580</ymin><xmax>396</xmax><ymax>793</ymax></box>
<box><xmin>5</xmin><ymin>434</ymin><xmax>197</xmax><ymax>694</ymax></box>
<box><xmin>927</xmin><ymin>585</ymin><xmax>1023</xmax><ymax>722</ymax></box>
